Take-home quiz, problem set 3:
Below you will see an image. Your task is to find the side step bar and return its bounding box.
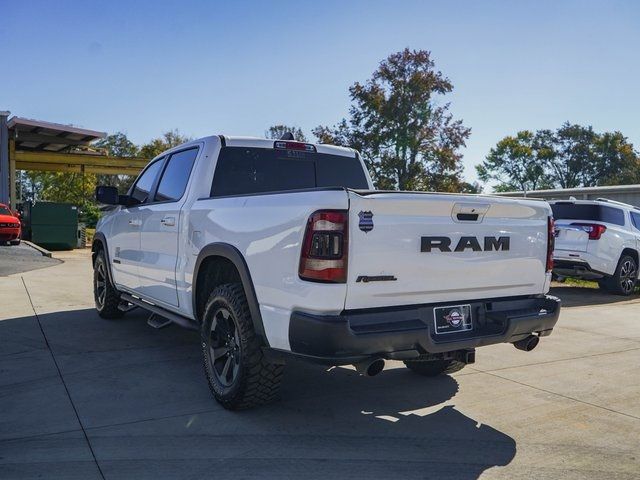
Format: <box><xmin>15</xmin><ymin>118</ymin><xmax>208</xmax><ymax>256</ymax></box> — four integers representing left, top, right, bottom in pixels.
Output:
<box><xmin>117</xmin><ymin>301</ymin><xmax>138</xmax><ymax>313</ymax></box>
<box><xmin>119</xmin><ymin>293</ymin><xmax>198</xmax><ymax>331</ymax></box>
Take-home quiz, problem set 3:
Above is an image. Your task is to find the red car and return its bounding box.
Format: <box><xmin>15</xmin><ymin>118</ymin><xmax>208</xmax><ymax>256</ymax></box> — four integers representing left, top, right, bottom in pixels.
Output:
<box><xmin>0</xmin><ymin>203</ymin><xmax>21</xmax><ymax>245</ymax></box>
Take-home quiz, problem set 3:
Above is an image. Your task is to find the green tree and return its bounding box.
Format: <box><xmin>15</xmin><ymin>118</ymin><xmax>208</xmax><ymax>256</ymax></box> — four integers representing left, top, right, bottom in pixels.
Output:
<box><xmin>313</xmin><ymin>48</ymin><xmax>471</xmax><ymax>192</ymax></box>
<box><xmin>27</xmin><ymin>171</ymin><xmax>96</xmax><ymax>205</ymax></box>
<box><xmin>541</xmin><ymin>123</ymin><xmax>598</xmax><ymax>189</ymax></box>
<box><xmin>265</xmin><ymin>125</ymin><xmax>307</xmax><ymax>142</ymax></box>
<box><xmin>94</xmin><ymin>132</ymin><xmax>139</xmax><ymax>157</ymax></box>
<box><xmin>139</xmin><ymin>129</ymin><xmax>191</xmax><ymax>159</ymax></box>
<box><xmin>476</xmin><ymin>131</ymin><xmax>554</xmax><ymax>192</ymax></box>
<box><xmin>94</xmin><ymin>132</ymin><xmax>140</xmax><ymax>192</ymax></box>
<box><xmin>481</xmin><ymin>123</ymin><xmax>640</xmax><ymax>192</ymax></box>
<box><xmin>592</xmin><ymin>131</ymin><xmax>640</xmax><ymax>185</ymax></box>
<box><xmin>546</xmin><ymin>124</ymin><xmax>639</xmax><ymax>187</ymax></box>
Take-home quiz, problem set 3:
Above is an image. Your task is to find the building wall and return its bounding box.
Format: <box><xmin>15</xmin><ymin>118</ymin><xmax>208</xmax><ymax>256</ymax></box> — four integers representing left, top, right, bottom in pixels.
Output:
<box><xmin>524</xmin><ymin>191</ymin><xmax>640</xmax><ymax>206</ymax></box>
<box><xmin>496</xmin><ymin>186</ymin><xmax>640</xmax><ymax>208</ymax></box>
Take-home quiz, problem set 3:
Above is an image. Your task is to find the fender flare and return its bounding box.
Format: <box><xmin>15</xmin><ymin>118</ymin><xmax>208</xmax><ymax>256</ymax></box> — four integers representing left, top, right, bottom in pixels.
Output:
<box><xmin>91</xmin><ymin>232</ymin><xmax>116</xmax><ymax>286</ymax></box>
<box><xmin>192</xmin><ymin>243</ymin><xmax>269</xmax><ymax>347</ymax></box>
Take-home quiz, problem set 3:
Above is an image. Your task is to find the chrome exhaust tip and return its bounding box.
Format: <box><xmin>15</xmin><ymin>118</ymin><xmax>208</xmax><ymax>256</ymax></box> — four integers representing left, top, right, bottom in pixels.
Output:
<box><xmin>354</xmin><ymin>358</ymin><xmax>385</xmax><ymax>377</ymax></box>
<box><xmin>513</xmin><ymin>335</ymin><xmax>540</xmax><ymax>352</ymax></box>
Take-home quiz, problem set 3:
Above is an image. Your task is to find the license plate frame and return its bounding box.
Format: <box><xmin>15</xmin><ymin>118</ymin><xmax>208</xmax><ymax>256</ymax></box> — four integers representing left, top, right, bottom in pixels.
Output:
<box><xmin>433</xmin><ymin>304</ymin><xmax>473</xmax><ymax>335</ymax></box>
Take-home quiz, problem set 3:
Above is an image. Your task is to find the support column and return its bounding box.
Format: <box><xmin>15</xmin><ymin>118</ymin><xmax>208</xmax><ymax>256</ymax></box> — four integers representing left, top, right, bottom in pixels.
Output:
<box><xmin>9</xmin><ymin>139</ymin><xmax>16</xmax><ymax>209</ymax></box>
<box><xmin>0</xmin><ymin>110</ymin><xmax>10</xmax><ymax>205</ymax></box>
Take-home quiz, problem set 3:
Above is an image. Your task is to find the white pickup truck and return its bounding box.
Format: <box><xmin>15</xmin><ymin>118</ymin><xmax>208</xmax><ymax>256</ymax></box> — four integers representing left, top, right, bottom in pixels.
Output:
<box><xmin>93</xmin><ymin>135</ymin><xmax>560</xmax><ymax>409</ymax></box>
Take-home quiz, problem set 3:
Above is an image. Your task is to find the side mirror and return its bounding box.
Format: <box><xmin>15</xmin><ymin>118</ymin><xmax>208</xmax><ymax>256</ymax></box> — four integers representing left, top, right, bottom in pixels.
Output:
<box><xmin>95</xmin><ymin>185</ymin><xmax>120</xmax><ymax>205</ymax></box>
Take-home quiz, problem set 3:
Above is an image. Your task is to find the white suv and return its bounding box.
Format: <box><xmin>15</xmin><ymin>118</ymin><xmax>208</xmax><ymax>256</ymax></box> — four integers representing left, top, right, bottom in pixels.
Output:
<box><xmin>550</xmin><ymin>199</ymin><xmax>640</xmax><ymax>295</ymax></box>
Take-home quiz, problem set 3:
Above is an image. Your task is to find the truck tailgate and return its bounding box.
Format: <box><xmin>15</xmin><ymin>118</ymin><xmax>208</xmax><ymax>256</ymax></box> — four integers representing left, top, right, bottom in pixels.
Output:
<box><xmin>346</xmin><ymin>191</ymin><xmax>551</xmax><ymax>310</ymax></box>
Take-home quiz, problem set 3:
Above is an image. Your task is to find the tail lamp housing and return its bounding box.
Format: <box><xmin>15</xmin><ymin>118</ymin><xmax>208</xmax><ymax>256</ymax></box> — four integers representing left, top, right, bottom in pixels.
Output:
<box><xmin>547</xmin><ymin>216</ymin><xmax>555</xmax><ymax>273</ymax></box>
<box><xmin>299</xmin><ymin>210</ymin><xmax>348</xmax><ymax>283</ymax></box>
<box><xmin>571</xmin><ymin>222</ymin><xmax>607</xmax><ymax>240</ymax></box>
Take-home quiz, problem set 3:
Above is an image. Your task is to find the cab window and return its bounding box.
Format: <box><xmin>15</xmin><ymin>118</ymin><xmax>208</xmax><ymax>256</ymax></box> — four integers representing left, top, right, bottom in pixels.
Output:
<box><xmin>130</xmin><ymin>158</ymin><xmax>164</xmax><ymax>205</ymax></box>
<box><xmin>155</xmin><ymin>148</ymin><xmax>199</xmax><ymax>202</ymax></box>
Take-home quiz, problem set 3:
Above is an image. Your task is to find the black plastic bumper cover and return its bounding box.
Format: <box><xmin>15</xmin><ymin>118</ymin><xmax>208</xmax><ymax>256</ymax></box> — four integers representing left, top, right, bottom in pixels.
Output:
<box><xmin>289</xmin><ymin>295</ymin><xmax>561</xmax><ymax>364</ymax></box>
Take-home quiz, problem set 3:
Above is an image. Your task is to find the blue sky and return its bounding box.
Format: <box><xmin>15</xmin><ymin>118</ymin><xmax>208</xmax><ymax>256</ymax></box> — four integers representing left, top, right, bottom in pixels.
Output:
<box><xmin>2</xmin><ymin>0</ymin><xmax>639</xmax><ymax>188</ymax></box>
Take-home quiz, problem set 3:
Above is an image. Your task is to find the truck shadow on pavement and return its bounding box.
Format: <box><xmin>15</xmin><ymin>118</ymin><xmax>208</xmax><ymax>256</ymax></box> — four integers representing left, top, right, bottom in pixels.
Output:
<box><xmin>272</xmin><ymin>360</ymin><xmax>516</xmax><ymax>479</ymax></box>
<box><xmin>1</xmin><ymin>307</ymin><xmax>516</xmax><ymax>480</ymax></box>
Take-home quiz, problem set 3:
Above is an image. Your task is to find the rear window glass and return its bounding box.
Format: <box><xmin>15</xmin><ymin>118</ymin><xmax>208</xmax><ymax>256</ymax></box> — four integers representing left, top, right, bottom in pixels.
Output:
<box><xmin>210</xmin><ymin>147</ymin><xmax>369</xmax><ymax>197</ymax></box>
<box><xmin>631</xmin><ymin>211</ymin><xmax>640</xmax><ymax>230</ymax></box>
<box><xmin>551</xmin><ymin>203</ymin><xmax>625</xmax><ymax>226</ymax></box>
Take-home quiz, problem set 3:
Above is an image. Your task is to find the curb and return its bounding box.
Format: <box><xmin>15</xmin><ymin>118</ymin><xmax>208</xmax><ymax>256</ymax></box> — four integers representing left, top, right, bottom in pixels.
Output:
<box><xmin>23</xmin><ymin>241</ymin><xmax>53</xmax><ymax>258</ymax></box>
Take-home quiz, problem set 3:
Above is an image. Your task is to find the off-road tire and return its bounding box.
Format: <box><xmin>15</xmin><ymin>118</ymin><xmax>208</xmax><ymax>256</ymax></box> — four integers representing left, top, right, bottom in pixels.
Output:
<box><xmin>201</xmin><ymin>283</ymin><xmax>283</xmax><ymax>410</ymax></box>
<box><xmin>404</xmin><ymin>358</ymin><xmax>467</xmax><ymax>376</ymax></box>
<box><xmin>93</xmin><ymin>249</ymin><xmax>123</xmax><ymax>319</ymax></box>
<box><xmin>602</xmin><ymin>254</ymin><xmax>638</xmax><ymax>296</ymax></box>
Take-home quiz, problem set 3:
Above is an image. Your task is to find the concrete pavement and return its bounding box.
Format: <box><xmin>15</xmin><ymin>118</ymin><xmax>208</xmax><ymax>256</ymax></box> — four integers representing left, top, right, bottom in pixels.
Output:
<box><xmin>0</xmin><ymin>243</ymin><xmax>60</xmax><ymax>277</ymax></box>
<box><xmin>1</xmin><ymin>250</ymin><xmax>639</xmax><ymax>479</ymax></box>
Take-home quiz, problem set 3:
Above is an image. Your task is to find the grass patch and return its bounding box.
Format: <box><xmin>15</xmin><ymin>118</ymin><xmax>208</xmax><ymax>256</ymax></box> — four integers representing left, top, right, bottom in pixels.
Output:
<box><xmin>86</xmin><ymin>228</ymin><xmax>96</xmax><ymax>246</ymax></box>
<box><xmin>553</xmin><ymin>277</ymin><xmax>599</xmax><ymax>289</ymax></box>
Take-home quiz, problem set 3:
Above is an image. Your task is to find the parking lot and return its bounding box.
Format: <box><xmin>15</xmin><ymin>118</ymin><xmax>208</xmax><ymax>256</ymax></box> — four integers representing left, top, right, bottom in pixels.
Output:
<box><xmin>1</xmin><ymin>250</ymin><xmax>639</xmax><ymax>480</ymax></box>
<box><xmin>0</xmin><ymin>243</ymin><xmax>60</xmax><ymax>277</ymax></box>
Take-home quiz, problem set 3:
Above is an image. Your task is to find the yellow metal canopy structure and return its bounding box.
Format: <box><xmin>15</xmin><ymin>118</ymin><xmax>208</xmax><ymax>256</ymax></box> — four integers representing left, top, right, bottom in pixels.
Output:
<box><xmin>13</xmin><ymin>149</ymin><xmax>148</xmax><ymax>175</ymax></box>
<box><xmin>2</xmin><ymin>116</ymin><xmax>148</xmax><ymax>209</ymax></box>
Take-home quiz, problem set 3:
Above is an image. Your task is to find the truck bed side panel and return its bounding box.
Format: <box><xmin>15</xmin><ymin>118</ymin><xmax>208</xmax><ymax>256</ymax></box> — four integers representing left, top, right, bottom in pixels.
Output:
<box><xmin>188</xmin><ymin>190</ymin><xmax>349</xmax><ymax>350</ymax></box>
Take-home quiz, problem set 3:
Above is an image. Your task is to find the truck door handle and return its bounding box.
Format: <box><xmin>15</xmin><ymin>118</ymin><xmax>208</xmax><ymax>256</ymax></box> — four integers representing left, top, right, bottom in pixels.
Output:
<box><xmin>128</xmin><ymin>219</ymin><xmax>142</xmax><ymax>227</ymax></box>
<box><xmin>161</xmin><ymin>216</ymin><xmax>176</xmax><ymax>227</ymax></box>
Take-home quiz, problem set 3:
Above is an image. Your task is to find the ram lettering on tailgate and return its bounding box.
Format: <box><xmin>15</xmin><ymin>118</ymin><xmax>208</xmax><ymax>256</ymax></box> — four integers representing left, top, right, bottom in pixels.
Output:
<box><xmin>421</xmin><ymin>236</ymin><xmax>510</xmax><ymax>253</ymax></box>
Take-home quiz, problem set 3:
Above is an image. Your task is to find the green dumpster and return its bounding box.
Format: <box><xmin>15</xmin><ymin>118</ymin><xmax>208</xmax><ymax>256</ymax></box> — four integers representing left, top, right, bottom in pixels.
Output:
<box><xmin>29</xmin><ymin>202</ymin><xmax>78</xmax><ymax>250</ymax></box>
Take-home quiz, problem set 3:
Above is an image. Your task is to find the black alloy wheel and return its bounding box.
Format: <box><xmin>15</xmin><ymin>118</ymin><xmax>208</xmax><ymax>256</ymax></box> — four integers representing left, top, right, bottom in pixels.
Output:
<box><xmin>95</xmin><ymin>259</ymin><xmax>107</xmax><ymax>309</ymax></box>
<box><xmin>207</xmin><ymin>307</ymin><xmax>242</xmax><ymax>387</ymax></box>
<box><xmin>618</xmin><ymin>257</ymin><xmax>638</xmax><ymax>295</ymax></box>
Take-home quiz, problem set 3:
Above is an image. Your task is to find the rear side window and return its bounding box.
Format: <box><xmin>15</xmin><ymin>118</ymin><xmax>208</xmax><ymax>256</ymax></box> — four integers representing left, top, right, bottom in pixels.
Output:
<box><xmin>551</xmin><ymin>203</ymin><xmax>625</xmax><ymax>226</ymax></box>
<box><xmin>210</xmin><ymin>147</ymin><xmax>369</xmax><ymax>197</ymax></box>
<box><xmin>130</xmin><ymin>158</ymin><xmax>164</xmax><ymax>205</ymax></box>
<box><xmin>315</xmin><ymin>154</ymin><xmax>370</xmax><ymax>189</ymax></box>
<box><xmin>631</xmin><ymin>212</ymin><xmax>640</xmax><ymax>230</ymax></box>
<box><xmin>155</xmin><ymin>148</ymin><xmax>199</xmax><ymax>202</ymax></box>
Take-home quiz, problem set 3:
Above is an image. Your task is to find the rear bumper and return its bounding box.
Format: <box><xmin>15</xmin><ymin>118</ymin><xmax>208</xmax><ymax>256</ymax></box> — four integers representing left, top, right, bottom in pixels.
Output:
<box><xmin>553</xmin><ymin>258</ymin><xmax>607</xmax><ymax>279</ymax></box>
<box><xmin>288</xmin><ymin>295</ymin><xmax>561</xmax><ymax>365</ymax></box>
<box><xmin>553</xmin><ymin>250</ymin><xmax>613</xmax><ymax>277</ymax></box>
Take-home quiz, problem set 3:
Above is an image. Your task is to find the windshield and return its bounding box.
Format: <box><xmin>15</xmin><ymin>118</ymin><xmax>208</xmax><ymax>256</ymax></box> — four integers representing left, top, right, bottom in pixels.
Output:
<box><xmin>0</xmin><ymin>206</ymin><xmax>12</xmax><ymax>216</ymax></box>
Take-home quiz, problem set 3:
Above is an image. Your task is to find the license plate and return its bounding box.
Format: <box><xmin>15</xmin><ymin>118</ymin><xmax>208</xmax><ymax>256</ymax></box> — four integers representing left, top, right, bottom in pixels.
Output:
<box><xmin>433</xmin><ymin>304</ymin><xmax>472</xmax><ymax>335</ymax></box>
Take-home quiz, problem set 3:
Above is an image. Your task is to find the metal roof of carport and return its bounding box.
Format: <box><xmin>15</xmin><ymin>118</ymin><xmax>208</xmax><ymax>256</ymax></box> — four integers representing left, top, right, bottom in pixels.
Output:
<box><xmin>7</xmin><ymin>117</ymin><xmax>106</xmax><ymax>152</ymax></box>
<box><xmin>0</xmin><ymin>114</ymin><xmax>149</xmax><ymax>210</ymax></box>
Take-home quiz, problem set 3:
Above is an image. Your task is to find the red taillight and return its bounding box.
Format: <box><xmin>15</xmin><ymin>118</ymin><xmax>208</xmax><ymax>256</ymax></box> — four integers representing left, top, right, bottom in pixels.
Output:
<box><xmin>299</xmin><ymin>210</ymin><xmax>348</xmax><ymax>283</ymax></box>
<box><xmin>547</xmin><ymin>216</ymin><xmax>555</xmax><ymax>273</ymax></box>
<box><xmin>274</xmin><ymin>140</ymin><xmax>316</xmax><ymax>152</ymax></box>
<box><xmin>571</xmin><ymin>222</ymin><xmax>607</xmax><ymax>240</ymax></box>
